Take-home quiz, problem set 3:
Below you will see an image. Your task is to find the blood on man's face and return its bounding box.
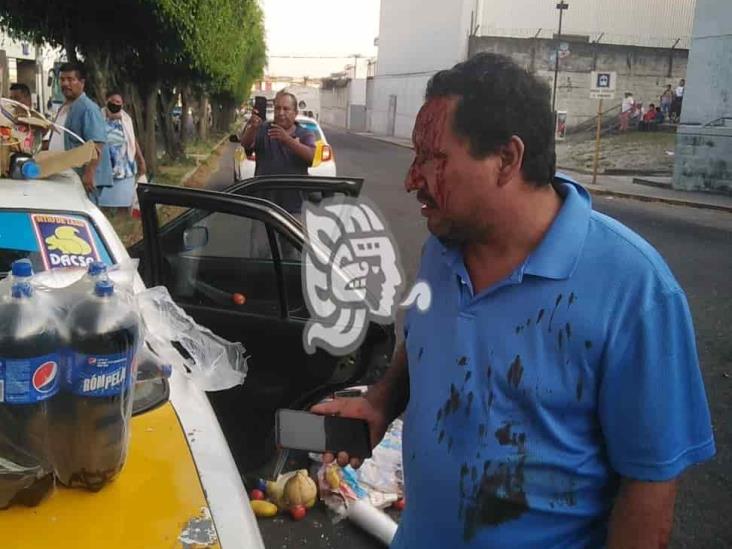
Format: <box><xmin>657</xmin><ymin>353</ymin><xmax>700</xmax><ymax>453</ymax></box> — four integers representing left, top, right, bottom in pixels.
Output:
<box><xmin>405</xmin><ymin>96</ymin><xmax>504</xmax><ymax>243</ymax></box>
<box><xmin>405</xmin><ymin>97</ymin><xmax>451</xmax><ymax>210</ymax></box>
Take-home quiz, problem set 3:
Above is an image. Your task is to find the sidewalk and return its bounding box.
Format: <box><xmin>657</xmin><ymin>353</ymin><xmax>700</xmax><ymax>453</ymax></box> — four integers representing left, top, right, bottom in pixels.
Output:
<box><xmin>351</xmin><ymin>131</ymin><xmax>732</xmax><ymax>213</ymax></box>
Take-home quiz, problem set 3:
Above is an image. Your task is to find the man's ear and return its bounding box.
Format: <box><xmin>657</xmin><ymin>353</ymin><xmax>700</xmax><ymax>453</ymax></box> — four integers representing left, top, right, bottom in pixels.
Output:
<box><xmin>496</xmin><ymin>135</ymin><xmax>525</xmax><ymax>187</ymax></box>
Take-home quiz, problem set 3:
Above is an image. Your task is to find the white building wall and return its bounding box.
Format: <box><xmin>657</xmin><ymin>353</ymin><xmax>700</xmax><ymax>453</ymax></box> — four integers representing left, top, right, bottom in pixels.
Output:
<box><xmin>370</xmin><ymin>0</ymin><xmax>474</xmax><ymax>137</ymax></box>
<box><xmin>349</xmin><ymin>79</ymin><xmax>367</xmax><ymax>106</ymax></box>
<box><xmin>479</xmin><ymin>0</ymin><xmax>697</xmax><ymax>48</ymax></box>
<box><xmin>320</xmin><ymin>86</ymin><xmax>348</xmax><ymax>128</ymax></box>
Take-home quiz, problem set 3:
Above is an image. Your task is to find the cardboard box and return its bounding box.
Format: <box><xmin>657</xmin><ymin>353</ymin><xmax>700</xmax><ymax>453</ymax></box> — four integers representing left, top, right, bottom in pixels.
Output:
<box><xmin>34</xmin><ymin>141</ymin><xmax>98</xmax><ymax>179</ymax></box>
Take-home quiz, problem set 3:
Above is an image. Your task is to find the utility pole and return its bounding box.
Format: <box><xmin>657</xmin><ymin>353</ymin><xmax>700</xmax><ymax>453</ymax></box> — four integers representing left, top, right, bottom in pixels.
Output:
<box><xmin>552</xmin><ymin>2</ymin><xmax>569</xmax><ymax>114</ymax></box>
<box><xmin>352</xmin><ymin>54</ymin><xmax>361</xmax><ymax>79</ymax></box>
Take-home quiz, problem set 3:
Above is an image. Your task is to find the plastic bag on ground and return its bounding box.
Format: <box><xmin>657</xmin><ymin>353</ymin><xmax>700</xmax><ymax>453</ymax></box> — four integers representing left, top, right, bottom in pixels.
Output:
<box><xmin>356</xmin><ymin>419</ymin><xmax>403</xmax><ymax>496</ymax></box>
<box><xmin>135</xmin><ymin>286</ymin><xmax>247</xmax><ymax>391</ymax></box>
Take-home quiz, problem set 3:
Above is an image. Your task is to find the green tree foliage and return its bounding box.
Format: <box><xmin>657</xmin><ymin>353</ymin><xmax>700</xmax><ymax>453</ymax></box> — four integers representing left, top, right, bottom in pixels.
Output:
<box><xmin>0</xmin><ymin>0</ymin><xmax>266</xmax><ymax>166</ymax></box>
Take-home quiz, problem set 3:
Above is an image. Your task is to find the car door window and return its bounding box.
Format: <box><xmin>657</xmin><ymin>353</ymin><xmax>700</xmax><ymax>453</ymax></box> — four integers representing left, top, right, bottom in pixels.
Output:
<box><xmin>159</xmin><ymin>209</ymin><xmax>279</xmax><ymax>316</ymax></box>
<box><xmin>276</xmin><ymin>232</ymin><xmax>308</xmax><ymax>318</ymax></box>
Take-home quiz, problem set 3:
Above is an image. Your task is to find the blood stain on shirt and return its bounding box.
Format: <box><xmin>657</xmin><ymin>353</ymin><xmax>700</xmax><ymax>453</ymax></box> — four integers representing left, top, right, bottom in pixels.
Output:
<box><xmin>507</xmin><ymin>355</ymin><xmax>524</xmax><ymax>389</ymax></box>
<box><xmin>462</xmin><ymin>458</ymin><xmax>529</xmax><ymax>540</ymax></box>
<box><xmin>548</xmin><ymin>293</ymin><xmax>564</xmax><ymax>332</ymax></box>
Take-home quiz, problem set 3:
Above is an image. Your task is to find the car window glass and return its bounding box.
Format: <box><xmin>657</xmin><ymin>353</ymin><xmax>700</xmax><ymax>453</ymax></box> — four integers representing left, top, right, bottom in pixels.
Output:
<box><xmin>276</xmin><ymin>232</ymin><xmax>308</xmax><ymax>318</ymax></box>
<box><xmin>0</xmin><ymin>210</ymin><xmax>114</xmax><ymax>278</ymax></box>
<box><xmin>158</xmin><ymin>209</ymin><xmax>279</xmax><ymax>316</ymax></box>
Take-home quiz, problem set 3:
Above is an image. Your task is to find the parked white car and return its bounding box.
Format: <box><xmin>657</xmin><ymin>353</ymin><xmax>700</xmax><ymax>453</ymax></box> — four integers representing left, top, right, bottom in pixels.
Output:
<box><xmin>234</xmin><ymin>115</ymin><xmax>336</xmax><ymax>181</ymax></box>
<box><xmin>0</xmin><ymin>171</ymin><xmax>263</xmax><ymax>549</ymax></box>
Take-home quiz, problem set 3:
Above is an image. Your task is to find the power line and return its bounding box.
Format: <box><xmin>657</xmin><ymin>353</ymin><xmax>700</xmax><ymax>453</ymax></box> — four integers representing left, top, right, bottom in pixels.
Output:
<box><xmin>268</xmin><ymin>55</ymin><xmax>371</xmax><ymax>59</ymax></box>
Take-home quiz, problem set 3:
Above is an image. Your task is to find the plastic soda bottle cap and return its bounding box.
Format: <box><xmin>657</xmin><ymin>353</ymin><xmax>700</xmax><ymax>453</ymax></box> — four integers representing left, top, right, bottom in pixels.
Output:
<box><xmin>11</xmin><ymin>258</ymin><xmax>33</xmax><ymax>277</ymax></box>
<box><xmin>94</xmin><ymin>279</ymin><xmax>115</xmax><ymax>297</ymax></box>
<box><xmin>87</xmin><ymin>261</ymin><xmax>107</xmax><ymax>276</ymax></box>
<box><xmin>11</xmin><ymin>282</ymin><xmax>32</xmax><ymax>298</ymax></box>
<box><xmin>21</xmin><ymin>160</ymin><xmax>41</xmax><ymax>179</ymax></box>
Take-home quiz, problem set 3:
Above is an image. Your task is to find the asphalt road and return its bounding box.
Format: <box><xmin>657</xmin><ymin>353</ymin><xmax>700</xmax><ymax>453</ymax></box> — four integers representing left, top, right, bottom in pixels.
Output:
<box><xmin>211</xmin><ymin>126</ymin><xmax>731</xmax><ymax>548</ymax></box>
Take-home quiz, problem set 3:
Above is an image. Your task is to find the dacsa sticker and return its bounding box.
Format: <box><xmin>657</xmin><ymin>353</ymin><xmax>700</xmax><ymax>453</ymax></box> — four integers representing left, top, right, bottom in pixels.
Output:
<box><xmin>31</xmin><ymin>214</ymin><xmax>101</xmax><ymax>269</ymax></box>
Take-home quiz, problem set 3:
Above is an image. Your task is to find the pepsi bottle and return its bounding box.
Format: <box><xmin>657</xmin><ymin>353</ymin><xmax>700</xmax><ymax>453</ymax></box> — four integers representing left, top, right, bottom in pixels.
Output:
<box><xmin>51</xmin><ymin>280</ymin><xmax>140</xmax><ymax>491</ymax></box>
<box><xmin>0</xmin><ymin>281</ymin><xmax>61</xmax><ymax>509</ymax></box>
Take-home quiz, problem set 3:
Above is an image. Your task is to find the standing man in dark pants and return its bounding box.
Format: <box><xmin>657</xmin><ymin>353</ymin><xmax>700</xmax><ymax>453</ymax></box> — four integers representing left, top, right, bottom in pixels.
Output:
<box><xmin>313</xmin><ymin>53</ymin><xmax>714</xmax><ymax>548</ymax></box>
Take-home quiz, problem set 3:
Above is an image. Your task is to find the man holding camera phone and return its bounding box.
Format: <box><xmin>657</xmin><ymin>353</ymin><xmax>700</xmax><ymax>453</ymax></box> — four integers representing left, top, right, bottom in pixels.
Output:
<box><xmin>238</xmin><ymin>91</ymin><xmax>316</xmax><ymax>177</ymax></box>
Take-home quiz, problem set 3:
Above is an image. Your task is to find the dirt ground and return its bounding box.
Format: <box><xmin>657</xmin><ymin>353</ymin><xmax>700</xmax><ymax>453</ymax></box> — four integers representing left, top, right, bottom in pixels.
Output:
<box><xmin>556</xmin><ymin>131</ymin><xmax>677</xmax><ymax>174</ymax></box>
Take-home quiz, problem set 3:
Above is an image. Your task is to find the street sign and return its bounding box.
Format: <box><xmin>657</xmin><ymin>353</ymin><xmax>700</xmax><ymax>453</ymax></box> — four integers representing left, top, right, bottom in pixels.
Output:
<box><xmin>590</xmin><ymin>91</ymin><xmax>615</xmax><ymax>99</ymax></box>
<box><xmin>590</xmin><ymin>71</ymin><xmax>616</xmax><ymax>99</ymax></box>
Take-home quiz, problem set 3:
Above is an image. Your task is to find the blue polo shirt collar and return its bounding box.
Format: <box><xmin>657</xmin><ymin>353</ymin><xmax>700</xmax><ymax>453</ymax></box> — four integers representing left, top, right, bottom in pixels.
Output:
<box><xmin>523</xmin><ymin>176</ymin><xmax>591</xmax><ymax>280</ymax></box>
<box><xmin>440</xmin><ymin>175</ymin><xmax>592</xmax><ymax>283</ymax></box>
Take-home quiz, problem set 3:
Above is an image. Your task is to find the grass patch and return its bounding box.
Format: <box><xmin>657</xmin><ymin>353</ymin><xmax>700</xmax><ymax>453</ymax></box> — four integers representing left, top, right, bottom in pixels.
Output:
<box><xmin>109</xmin><ymin>132</ymin><xmax>229</xmax><ymax>247</ymax></box>
<box><xmin>557</xmin><ymin>130</ymin><xmax>677</xmax><ymax>173</ymax></box>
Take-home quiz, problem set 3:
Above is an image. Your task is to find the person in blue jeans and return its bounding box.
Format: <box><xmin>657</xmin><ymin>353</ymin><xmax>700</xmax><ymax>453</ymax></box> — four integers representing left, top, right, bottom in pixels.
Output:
<box><xmin>313</xmin><ymin>53</ymin><xmax>715</xmax><ymax>548</ymax></box>
<box><xmin>46</xmin><ymin>62</ymin><xmax>112</xmax><ymax>203</ymax></box>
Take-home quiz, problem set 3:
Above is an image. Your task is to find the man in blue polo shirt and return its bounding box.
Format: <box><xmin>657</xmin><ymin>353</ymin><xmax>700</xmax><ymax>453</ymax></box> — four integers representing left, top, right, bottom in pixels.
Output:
<box><xmin>47</xmin><ymin>61</ymin><xmax>112</xmax><ymax>203</ymax></box>
<box><xmin>312</xmin><ymin>53</ymin><xmax>714</xmax><ymax>547</ymax></box>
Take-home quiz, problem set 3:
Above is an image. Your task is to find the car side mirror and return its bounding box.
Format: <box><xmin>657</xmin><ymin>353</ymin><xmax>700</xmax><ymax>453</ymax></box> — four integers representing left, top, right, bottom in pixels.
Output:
<box><xmin>229</xmin><ymin>134</ymin><xmax>240</xmax><ymax>143</ymax></box>
<box><xmin>183</xmin><ymin>226</ymin><xmax>209</xmax><ymax>251</ymax></box>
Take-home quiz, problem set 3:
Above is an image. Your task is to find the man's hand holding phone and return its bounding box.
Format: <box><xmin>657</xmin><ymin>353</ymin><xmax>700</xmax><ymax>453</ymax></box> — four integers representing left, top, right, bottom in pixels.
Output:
<box><xmin>249</xmin><ymin>109</ymin><xmax>263</xmax><ymax>129</ymax></box>
<box><xmin>267</xmin><ymin>124</ymin><xmax>293</xmax><ymax>143</ymax></box>
<box><xmin>310</xmin><ymin>395</ymin><xmax>390</xmax><ymax>469</ymax></box>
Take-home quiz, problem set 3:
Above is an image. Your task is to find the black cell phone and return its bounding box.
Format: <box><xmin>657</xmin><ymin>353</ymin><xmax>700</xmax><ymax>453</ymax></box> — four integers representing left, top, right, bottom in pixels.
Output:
<box><xmin>254</xmin><ymin>96</ymin><xmax>267</xmax><ymax>119</ymax></box>
<box><xmin>275</xmin><ymin>409</ymin><xmax>372</xmax><ymax>459</ymax></box>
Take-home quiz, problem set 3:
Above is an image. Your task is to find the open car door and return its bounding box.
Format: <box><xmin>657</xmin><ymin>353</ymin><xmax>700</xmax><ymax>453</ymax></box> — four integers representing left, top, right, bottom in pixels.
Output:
<box><xmin>133</xmin><ymin>182</ymin><xmax>393</xmax><ymax>473</ymax></box>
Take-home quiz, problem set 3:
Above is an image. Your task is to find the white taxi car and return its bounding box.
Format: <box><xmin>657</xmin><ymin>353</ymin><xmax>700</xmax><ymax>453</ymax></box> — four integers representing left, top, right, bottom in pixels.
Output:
<box><xmin>234</xmin><ymin>115</ymin><xmax>336</xmax><ymax>181</ymax></box>
<box><xmin>0</xmin><ymin>171</ymin><xmax>263</xmax><ymax>549</ymax></box>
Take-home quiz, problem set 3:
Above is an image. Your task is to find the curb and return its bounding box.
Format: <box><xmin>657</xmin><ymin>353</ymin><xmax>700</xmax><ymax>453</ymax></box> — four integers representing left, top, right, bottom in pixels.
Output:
<box><xmin>181</xmin><ymin>134</ymin><xmax>230</xmax><ymax>188</ymax></box>
<box><xmin>351</xmin><ymin>131</ymin><xmax>414</xmax><ymax>150</ymax></box>
<box><xmin>586</xmin><ymin>187</ymin><xmax>732</xmax><ymax>213</ymax></box>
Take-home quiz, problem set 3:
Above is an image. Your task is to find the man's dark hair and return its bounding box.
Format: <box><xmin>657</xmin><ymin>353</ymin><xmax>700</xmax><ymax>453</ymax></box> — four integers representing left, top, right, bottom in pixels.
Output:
<box><xmin>275</xmin><ymin>91</ymin><xmax>298</xmax><ymax>110</ymax></box>
<box><xmin>106</xmin><ymin>89</ymin><xmax>123</xmax><ymax>100</ymax></box>
<box><xmin>59</xmin><ymin>61</ymin><xmax>87</xmax><ymax>81</ymax></box>
<box><xmin>9</xmin><ymin>83</ymin><xmax>31</xmax><ymax>100</ymax></box>
<box><xmin>425</xmin><ymin>52</ymin><xmax>555</xmax><ymax>185</ymax></box>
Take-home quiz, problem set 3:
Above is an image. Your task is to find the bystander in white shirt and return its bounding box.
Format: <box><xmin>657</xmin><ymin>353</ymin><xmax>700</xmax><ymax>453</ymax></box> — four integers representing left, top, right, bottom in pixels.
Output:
<box><xmin>48</xmin><ymin>105</ymin><xmax>69</xmax><ymax>152</ymax></box>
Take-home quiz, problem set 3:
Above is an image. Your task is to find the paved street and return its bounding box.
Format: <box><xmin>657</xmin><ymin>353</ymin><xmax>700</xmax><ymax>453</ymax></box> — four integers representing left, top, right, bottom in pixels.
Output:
<box><xmin>212</xmin><ymin>126</ymin><xmax>731</xmax><ymax>548</ymax></box>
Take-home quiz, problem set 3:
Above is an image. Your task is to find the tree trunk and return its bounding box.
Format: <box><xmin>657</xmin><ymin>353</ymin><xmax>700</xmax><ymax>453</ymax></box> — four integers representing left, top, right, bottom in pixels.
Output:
<box><xmin>179</xmin><ymin>86</ymin><xmax>192</xmax><ymax>145</ymax></box>
<box><xmin>212</xmin><ymin>96</ymin><xmax>235</xmax><ymax>133</ymax></box>
<box><xmin>143</xmin><ymin>86</ymin><xmax>158</xmax><ymax>176</ymax></box>
<box><xmin>84</xmin><ymin>51</ymin><xmax>111</xmax><ymax>104</ymax></box>
<box><xmin>63</xmin><ymin>27</ymin><xmax>78</xmax><ymax>63</ymax></box>
<box><xmin>198</xmin><ymin>94</ymin><xmax>209</xmax><ymax>141</ymax></box>
<box><xmin>158</xmin><ymin>87</ymin><xmax>183</xmax><ymax>161</ymax></box>
<box><xmin>125</xmin><ymin>83</ymin><xmax>145</xmax><ymax>141</ymax></box>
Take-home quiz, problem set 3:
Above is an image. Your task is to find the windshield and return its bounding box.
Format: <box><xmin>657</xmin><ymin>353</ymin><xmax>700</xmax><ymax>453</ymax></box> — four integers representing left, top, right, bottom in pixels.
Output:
<box><xmin>0</xmin><ymin>211</ymin><xmax>114</xmax><ymax>278</ymax></box>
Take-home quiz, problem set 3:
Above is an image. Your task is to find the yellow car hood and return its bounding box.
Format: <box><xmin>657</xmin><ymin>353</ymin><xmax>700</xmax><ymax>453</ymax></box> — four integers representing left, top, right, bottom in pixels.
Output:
<box><xmin>1</xmin><ymin>402</ymin><xmax>220</xmax><ymax>548</ymax></box>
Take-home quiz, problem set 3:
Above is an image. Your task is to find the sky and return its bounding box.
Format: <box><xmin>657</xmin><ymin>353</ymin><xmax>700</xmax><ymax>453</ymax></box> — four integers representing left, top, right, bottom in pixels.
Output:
<box><xmin>261</xmin><ymin>0</ymin><xmax>380</xmax><ymax>78</ymax></box>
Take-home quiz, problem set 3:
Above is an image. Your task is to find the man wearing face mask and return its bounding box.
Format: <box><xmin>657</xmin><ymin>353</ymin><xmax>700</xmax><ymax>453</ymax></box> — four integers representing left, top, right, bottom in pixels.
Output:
<box><xmin>98</xmin><ymin>90</ymin><xmax>146</xmax><ymax>213</ymax></box>
<box><xmin>45</xmin><ymin>62</ymin><xmax>112</xmax><ymax>200</ymax></box>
